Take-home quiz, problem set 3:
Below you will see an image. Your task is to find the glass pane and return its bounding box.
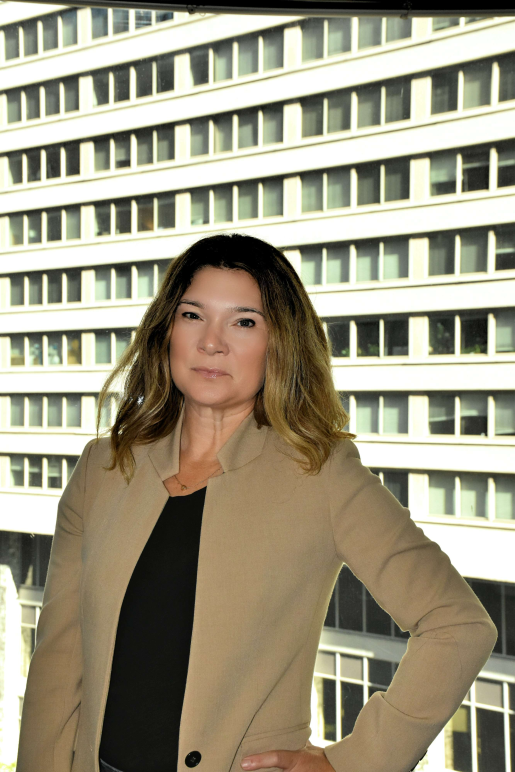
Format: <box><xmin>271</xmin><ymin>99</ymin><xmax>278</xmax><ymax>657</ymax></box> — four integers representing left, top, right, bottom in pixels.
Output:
<box><xmin>66</xmin><ymin>208</ymin><xmax>81</xmax><ymax>240</ymax></box>
<box><xmin>157</xmin><ymin>126</ymin><xmax>174</xmax><ymax>161</ymax></box>
<box><xmin>477</xmin><ymin>707</ymin><xmax>505</xmax><ymax>772</ymax></box>
<box><xmin>115</xmin><ymin>265</ymin><xmax>131</xmax><ymax>298</ymax></box>
<box><xmin>462</xmin><ymin>149</ymin><xmax>489</xmax><ymax>192</ymax></box>
<box><xmin>191</xmin><ymin>119</ymin><xmax>209</xmax><ymax>156</ymax></box>
<box><xmin>27</xmin><ymin>150</ymin><xmax>41</xmax><ymax>182</ymax></box>
<box><xmin>95</xmin><ymin>332</ymin><xmax>111</xmax><ymax>364</ymax></box>
<box><xmin>47</xmin><ymin>456</ymin><xmax>62</xmax><ymax>488</ymax></box>
<box><xmin>497</xmin><ymin>143</ymin><xmax>515</xmax><ymax>188</ymax></box>
<box><xmin>5</xmin><ymin>26</ymin><xmax>20</xmax><ymax>60</ymax></box>
<box><xmin>9</xmin><ymin>215</ymin><xmax>24</xmax><ymax>246</ymax></box>
<box><xmin>7</xmin><ymin>90</ymin><xmax>22</xmax><ymax>123</ymax></box>
<box><xmin>430</xmin><ymin>152</ymin><xmax>456</xmax><ymax>195</ymax></box>
<box><xmin>238</xmin><ymin>111</ymin><xmax>258</xmax><ymax>148</ymax></box>
<box><xmin>432</xmin><ymin>70</ymin><xmax>458</xmax><ymax>114</ymax></box>
<box><xmin>25</xmin><ymin>87</ymin><xmax>40</xmax><ymax>120</ymax></box>
<box><xmin>238</xmin><ymin>182</ymin><xmax>258</xmax><ymax>220</ymax></box>
<box><xmin>10</xmin><ymin>275</ymin><xmax>24</xmax><ymax>305</ymax></box>
<box><xmin>10</xmin><ymin>455</ymin><xmax>24</xmax><ymax>486</ymax></box>
<box><xmin>386</xmin><ymin>17</ymin><xmax>412</xmax><ymax>41</ymax></box>
<box><xmin>356</xmin><ymin>395</ymin><xmax>379</xmax><ymax>432</ymax></box>
<box><xmin>429</xmin><ymin>472</ymin><xmax>455</xmax><ymax>515</ymax></box>
<box><xmin>62</xmin><ymin>9</ymin><xmax>78</xmax><ymax>46</ymax></box>
<box><xmin>28</xmin><ymin>335</ymin><xmax>43</xmax><ymax>365</ymax></box>
<box><xmin>156</xmin><ymin>11</ymin><xmax>174</xmax><ymax>22</ymax></box>
<box><xmin>263</xmin><ymin>106</ymin><xmax>283</xmax><ymax>144</ymax></box>
<box><xmin>429</xmin><ymin>234</ymin><xmax>455</xmax><ymax>275</ymax></box>
<box><xmin>326</xmin><ymin>319</ymin><xmax>350</xmax><ymax>356</ymax></box>
<box><xmin>157</xmin><ymin>54</ymin><xmax>174</xmax><ymax>93</ymax></box>
<box><xmin>93</xmin><ymin>72</ymin><xmax>109</xmax><ymax>106</ymax></box>
<box><xmin>358</xmin><ymin>17</ymin><xmax>381</xmax><ymax>49</ymax></box>
<box><xmin>47</xmin><ymin>333</ymin><xmax>62</xmax><ymax>365</ymax></box>
<box><xmin>214</xmin><ymin>115</ymin><xmax>232</xmax><ymax>153</ymax></box>
<box><xmin>10</xmin><ymin>335</ymin><xmax>25</xmax><ymax>366</ymax></box>
<box><xmin>460</xmin><ymin>393</ymin><xmax>488</xmax><ymax>435</ymax></box>
<box><xmin>64</xmin><ymin>78</ymin><xmax>79</xmax><ymax>112</ymax></box>
<box><xmin>429</xmin><ymin>395</ymin><xmax>455</xmax><ymax>434</ymax></box>
<box><xmin>302</xmin><ymin>97</ymin><xmax>323</xmax><ymax>137</ymax></box>
<box><xmin>385</xmin><ymin>80</ymin><xmax>411</xmax><ymax>122</ymax></box>
<box><xmin>66</xmin><ymin>396</ymin><xmax>81</xmax><ymax>427</ymax></box>
<box><xmin>238</xmin><ymin>36</ymin><xmax>258</xmax><ymax>76</ymax></box>
<box><xmin>328</xmin><ymin>168</ymin><xmax>350</xmax><ymax>209</ymax></box>
<box><xmin>113</xmin><ymin>9</ymin><xmax>129</xmax><ymax>34</ymax></box>
<box><xmin>135</xmin><ymin>10</ymin><xmax>152</xmax><ymax>28</ymax></box>
<box><xmin>91</xmin><ymin>7</ymin><xmax>108</xmax><ymax>39</ymax></box>
<box><xmin>136</xmin><ymin>61</ymin><xmax>153</xmax><ymax>98</ymax></box>
<box><xmin>28</xmin><ymin>396</ymin><xmax>43</xmax><ymax>427</ymax></box>
<box><xmin>301</xmin><ymin>172</ymin><xmax>323</xmax><ymax>212</ymax></box>
<box><xmin>357</xmin><ymin>165</ymin><xmax>380</xmax><ymax>205</ymax></box>
<box><xmin>43</xmin><ymin>15</ymin><xmax>58</xmax><ymax>51</ymax></box>
<box><xmin>48</xmin><ymin>271</ymin><xmax>62</xmax><ymax>303</ymax></box>
<box><xmin>28</xmin><ymin>213</ymin><xmax>41</xmax><ymax>244</ymax></box>
<box><xmin>67</xmin><ymin>333</ymin><xmax>81</xmax><ymax>364</ymax></box>
<box><xmin>384</xmin><ymin>239</ymin><xmax>409</xmax><ymax>279</ymax></box>
<box><xmin>444</xmin><ymin>706</ymin><xmax>472</xmax><ymax>772</ymax></box>
<box><xmin>263</xmin><ymin>28</ymin><xmax>283</xmax><ymax>70</ymax></box>
<box><xmin>341</xmin><ymin>681</ymin><xmax>363</xmax><ymax>739</ymax></box>
<box><xmin>114</xmin><ymin>137</ymin><xmax>130</xmax><ymax>169</ymax></box>
<box><xmin>463</xmin><ymin>63</ymin><xmax>492</xmax><ymax>108</ymax></box>
<box><xmin>191</xmin><ymin>190</ymin><xmax>209</xmax><ymax>225</ymax></box>
<box><xmin>433</xmin><ymin>17</ymin><xmax>460</xmax><ymax>30</ymax></box>
<box><xmin>115</xmin><ymin>330</ymin><xmax>131</xmax><ymax>360</ymax></box>
<box><xmin>96</xmin><ymin>196</ymin><xmax>123</xmax><ymax>239</ymax></box>
<box><xmin>91</xmin><ymin>113</ymin><xmax>110</xmax><ymax>153</ymax></box>
<box><xmin>302</xmin><ymin>18</ymin><xmax>323</xmax><ymax>61</ymax></box>
<box><xmin>461</xmin><ymin>317</ymin><xmax>487</xmax><ymax>355</ymax></box>
<box><xmin>461</xmin><ymin>230</ymin><xmax>487</xmax><ymax>273</ymax></box>
<box><xmin>383</xmin><ymin>395</ymin><xmax>408</xmax><ymax>433</ymax></box>
<box><xmin>24</xmin><ymin>20</ymin><xmax>38</xmax><ymax>55</ymax></box>
<box><xmin>499</xmin><ymin>53</ymin><xmax>515</xmax><ymax>103</ymax></box>
<box><xmin>495</xmin><ymin>226</ymin><xmax>515</xmax><ymax>271</ymax></box>
<box><xmin>46</xmin><ymin>147</ymin><xmax>61</xmax><ymax>179</ymax></box>
<box><xmin>328</xmin><ymin>18</ymin><xmax>351</xmax><ymax>54</ymax></box>
<box><xmin>461</xmin><ymin>474</ymin><xmax>488</xmax><ymax>518</ymax></box>
<box><xmin>356</xmin><ymin>321</ymin><xmax>380</xmax><ymax>356</ymax></box>
<box><xmin>10</xmin><ymin>395</ymin><xmax>24</xmax><ymax>426</ymax></box>
<box><xmin>157</xmin><ymin>195</ymin><xmax>175</xmax><ymax>229</ymax></box>
<box><xmin>28</xmin><ymin>456</ymin><xmax>42</xmax><ymax>487</ymax></box>
<box><xmin>384</xmin><ymin>319</ymin><xmax>409</xmax><ymax>356</ymax></box>
<box><xmin>214</xmin><ymin>41</ymin><xmax>233</xmax><ymax>81</ymax></box>
<box><xmin>263</xmin><ymin>179</ymin><xmax>283</xmax><ymax>217</ymax></box>
<box><xmin>327</xmin><ymin>91</ymin><xmax>351</xmax><ymax>133</ymax></box>
<box><xmin>137</xmin><ymin>264</ymin><xmax>154</xmax><ymax>298</ymax></box>
<box><xmin>66</xmin><ymin>270</ymin><xmax>81</xmax><ymax>302</ymax></box>
<box><xmin>95</xmin><ymin>204</ymin><xmax>111</xmax><ymax>236</ymax></box>
<box><xmin>137</xmin><ymin>131</ymin><xmax>153</xmax><ymax>165</ymax></box>
<box><xmin>495</xmin><ymin>476</ymin><xmax>515</xmax><ymax>520</ymax></box>
<box><xmin>137</xmin><ymin>198</ymin><xmax>154</xmax><ymax>231</ymax></box>
<box><xmin>190</xmin><ymin>49</ymin><xmax>209</xmax><ymax>86</ymax></box>
<box><xmin>384</xmin><ymin>160</ymin><xmax>409</xmax><ymax>201</ymax></box>
<box><xmin>429</xmin><ymin>317</ymin><xmax>455</xmax><ymax>354</ymax></box>
<box><xmin>95</xmin><ymin>268</ymin><xmax>111</xmax><ymax>300</ymax></box>
<box><xmin>28</xmin><ymin>274</ymin><xmax>42</xmax><ymax>305</ymax></box>
<box><xmin>214</xmin><ymin>186</ymin><xmax>233</xmax><ymax>223</ymax></box>
<box><xmin>8</xmin><ymin>154</ymin><xmax>23</xmax><ymax>185</ymax></box>
<box><xmin>65</xmin><ymin>144</ymin><xmax>80</xmax><ymax>176</ymax></box>
<box><xmin>327</xmin><ymin>246</ymin><xmax>350</xmax><ymax>284</ymax></box>
<box><xmin>45</xmin><ymin>82</ymin><xmax>60</xmax><ymax>116</ymax></box>
<box><xmin>66</xmin><ymin>457</ymin><xmax>79</xmax><ymax>482</ymax></box>
<box><xmin>300</xmin><ymin>247</ymin><xmax>322</xmax><ymax>285</ymax></box>
<box><xmin>356</xmin><ymin>242</ymin><xmax>379</xmax><ymax>281</ymax></box>
<box><xmin>357</xmin><ymin>86</ymin><xmax>380</xmax><ymax>128</ymax></box>
<box><xmin>114</xmin><ymin>66</ymin><xmax>130</xmax><ymax>102</ymax></box>
<box><xmin>47</xmin><ymin>210</ymin><xmax>62</xmax><ymax>242</ymax></box>
<box><xmin>495</xmin><ymin>394</ymin><xmax>515</xmax><ymax>436</ymax></box>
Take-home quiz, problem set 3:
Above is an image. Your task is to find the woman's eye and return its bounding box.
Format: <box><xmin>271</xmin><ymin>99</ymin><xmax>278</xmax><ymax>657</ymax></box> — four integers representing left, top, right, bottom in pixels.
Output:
<box><xmin>182</xmin><ymin>312</ymin><xmax>255</xmax><ymax>328</ymax></box>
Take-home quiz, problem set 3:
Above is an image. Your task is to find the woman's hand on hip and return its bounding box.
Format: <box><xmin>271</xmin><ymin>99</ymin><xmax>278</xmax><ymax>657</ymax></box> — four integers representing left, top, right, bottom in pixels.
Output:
<box><xmin>241</xmin><ymin>741</ymin><xmax>337</xmax><ymax>772</ymax></box>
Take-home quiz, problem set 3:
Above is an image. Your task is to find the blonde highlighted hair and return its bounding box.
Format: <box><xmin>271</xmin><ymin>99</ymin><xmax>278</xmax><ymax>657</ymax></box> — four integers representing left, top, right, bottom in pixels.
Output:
<box><xmin>96</xmin><ymin>232</ymin><xmax>355</xmax><ymax>483</ymax></box>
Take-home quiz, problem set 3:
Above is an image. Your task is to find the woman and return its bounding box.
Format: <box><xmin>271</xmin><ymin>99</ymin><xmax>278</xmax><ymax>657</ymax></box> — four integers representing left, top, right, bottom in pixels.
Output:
<box><xmin>17</xmin><ymin>233</ymin><xmax>497</xmax><ymax>772</ymax></box>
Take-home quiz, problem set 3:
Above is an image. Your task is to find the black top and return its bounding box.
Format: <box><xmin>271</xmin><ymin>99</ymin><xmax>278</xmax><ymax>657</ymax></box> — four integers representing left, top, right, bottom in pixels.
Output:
<box><xmin>99</xmin><ymin>486</ymin><xmax>207</xmax><ymax>772</ymax></box>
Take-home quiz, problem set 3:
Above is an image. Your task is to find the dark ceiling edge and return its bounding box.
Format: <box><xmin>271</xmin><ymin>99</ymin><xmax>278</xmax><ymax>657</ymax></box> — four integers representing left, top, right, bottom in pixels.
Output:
<box><xmin>12</xmin><ymin>1</ymin><xmax>515</xmax><ymax>17</ymax></box>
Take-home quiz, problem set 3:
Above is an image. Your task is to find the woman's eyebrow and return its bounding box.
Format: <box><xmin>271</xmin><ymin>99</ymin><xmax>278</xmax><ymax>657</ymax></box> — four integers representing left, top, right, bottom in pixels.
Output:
<box><xmin>178</xmin><ymin>299</ymin><xmax>265</xmax><ymax>318</ymax></box>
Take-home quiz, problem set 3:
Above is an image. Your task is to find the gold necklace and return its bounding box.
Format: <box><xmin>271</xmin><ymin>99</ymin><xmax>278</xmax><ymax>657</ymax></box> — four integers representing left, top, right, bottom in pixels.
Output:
<box><xmin>174</xmin><ymin>465</ymin><xmax>223</xmax><ymax>491</ymax></box>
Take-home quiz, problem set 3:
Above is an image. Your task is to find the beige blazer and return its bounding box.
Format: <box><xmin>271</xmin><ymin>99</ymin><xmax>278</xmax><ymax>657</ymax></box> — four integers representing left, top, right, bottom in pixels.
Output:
<box><xmin>17</xmin><ymin>402</ymin><xmax>497</xmax><ymax>772</ymax></box>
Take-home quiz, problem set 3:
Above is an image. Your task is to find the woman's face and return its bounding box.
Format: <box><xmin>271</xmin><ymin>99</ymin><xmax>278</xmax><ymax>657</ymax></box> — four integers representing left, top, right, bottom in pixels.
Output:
<box><xmin>169</xmin><ymin>266</ymin><xmax>269</xmax><ymax>412</ymax></box>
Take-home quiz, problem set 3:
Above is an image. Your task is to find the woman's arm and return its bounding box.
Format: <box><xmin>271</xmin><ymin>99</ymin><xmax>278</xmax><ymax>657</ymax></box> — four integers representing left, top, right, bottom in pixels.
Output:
<box><xmin>322</xmin><ymin>439</ymin><xmax>498</xmax><ymax>772</ymax></box>
<box><xmin>16</xmin><ymin>438</ymin><xmax>96</xmax><ymax>772</ymax></box>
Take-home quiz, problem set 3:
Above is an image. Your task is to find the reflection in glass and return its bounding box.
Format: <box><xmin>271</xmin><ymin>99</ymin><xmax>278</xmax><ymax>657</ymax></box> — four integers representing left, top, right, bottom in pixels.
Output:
<box><xmin>157</xmin><ymin>55</ymin><xmax>174</xmax><ymax>93</ymax></box>
<box><xmin>136</xmin><ymin>62</ymin><xmax>152</xmax><ymax>98</ymax></box>
<box><xmin>10</xmin><ymin>275</ymin><xmax>24</xmax><ymax>305</ymax></box>
<box><xmin>113</xmin><ymin>9</ymin><xmax>129</xmax><ymax>34</ymax></box>
<box><xmin>137</xmin><ymin>264</ymin><xmax>154</xmax><ymax>298</ymax></box>
<box><xmin>47</xmin><ymin>334</ymin><xmax>63</xmax><ymax>365</ymax></box>
<box><xmin>263</xmin><ymin>179</ymin><xmax>283</xmax><ymax>217</ymax></box>
<box><xmin>42</xmin><ymin>15</ymin><xmax>58</xmax><ymax>51</ymax></box>
<box><xmin>301</xmin><ymin>248</ymin><xmax>322</xmax><ymax>285</ymax></box>
<box><xmin>114</xmin><ymin>66</ymin><xmax>130</xmax><ymax>102</ymax></box>
<box><xmin>157</xmin><ymin>195</ymin><xmax>175</xmax><ymax>229</ymax></box>
<box><xmin>238</xmin><ymin>36</ymin><xmax>258</xmax><ymax>76</ymax></box>
<box><xmin>238</xmin><ymin>111</ymin><xmax>258</xmax><ymax>148</ymax></box>
<box><xmin>137</xmin><ymin>198</ymin><xmax>154</xmax><ymax>231</ymax></box>
<box><xmin>214</xmin><ymin>42</ymin><xmax>232</xmax><ymax>81</ymax></box>
<box><xmin>302</xmin><ymin>18</ymin><xmax>323</xmax><ymax>62</ymax></box>
<box><xmin>429</xmin><ymin>317</ymin><xmax>455</xmax><ymax>355</ymax></box>
<box><xmin>429</xmin><ymin>472</ymin><xmax>455</xmax><ymax>515</ymax></box>
<box><xmin>461</xmin><ymin>230</ymin><xmax>487</xmax><ymax>273</ymax></box>
<box><xmin>357</xmin><ymin>165</ymin><xmax>380</xmax><ymax>205</ymax></box>
<box><xmin>430</xmin><ymin>152</ymin><xmax>456</xmax><ymax>195</ymax></box>
<box><xmin>26</xmin><ymin>86</ymin><xmax>40</xmax><ymax>120</ymax></box>
<box><xmin>463</xmin><ymin>63</ymin><xmax>491</xmax><ymax>108</ymax></box>
<box><xmin>263</xmin><ymin>107</ymin><xmax>283</xmax><ymax>144</ymax></box>
<box><xmin>327</xmin><ymin>247</ymin><xmax>350</xmax><ymax>284</ymax></box>
<box><xmin>10</xmin><ymin>456</ymin><xmax>24</xmax><ymax>486</ymax></box>
<box><xmin>238</xmin><ymin>183</ymin><xmax>258</xmax><ymax>220</ymax></box>
<box><xmin>95</xmin><ymin>333</ymin><xmax>111</xmax><ymax>364</ymax></box>
<box><xmin>429</xmin><ymin>234</ymin><xmax>455</xmax><ymax>275</ymax></box>
<box><xmin>328</xmin><ymin>18</ymin><xmax>351</xmax><ymax>54</ymax></box>
<box><xmin>28</xmin><ymin>396</ymin><xmax>43</xmax><ymax>427</ymax></box>
<box><xmin>62</xmin><ymin>9</ymin><xmax>78</xmax><ymax>46</ymax></box>
<box><xmin>356</xmin><ymin>242</ymin><xmax>379</xmax><ymax>282</ymax></box>
<box><xmin>28</xmin><ymin>456</ymin><xmax>42</xmax><ymax>487</ymax></box>
<box><xmin>429</xmin><ymin>395</ymin><xmax>455</xmax><ymax>434</ymax></box>
<box><xmin>92</xmin><ymin>8</ymin><xmax>108</xmax><ymax>39</ymax></box>
<box><xmin>462</xmin><ymin>150</ymin><xmax>489</xmax><ymax>192</ymax></box>
<box><xmin>214</xmin><ymin>187</ymin><xmax>233</xmax><ymax>223</ymax></box>
<box><xmin>10</xmin><ymin>395</ymin><xmax>24</xmax><ymax>426</ymax></box>
<box><xmin>28</xmin><ymin>213</ymin><xmax>41</xmax><ymax>244</ymax></box>
<box><xmin>327</xmin><ymin>91</ymin><xmax>351</xmax><ymax>133</ymax></box>
<box><xmin>432</xmin><ymin>71</ymin><xmax>458</xmax><ymax>114</ymax></box>
<box><xmin>263</xmin><ymin>28</ymin><xmax>283</xmax><ymax>70</ymax></box>
<box><xmin>47</xmin><ymin>457</ymin><xmax>62</xmax><ymax>489</ymax></box>
<box><xmin>383</xmin><ymin>395</ymin><xmax>408</xmax><ymax>433</ymax></box>
<box><xmin>357</xmin><ymin>86</ymin><xmax>380</xmax><ymax>127</ymax></box>
<box><xmin>356</xmin><ymin>395</ymin><xmax>379</xmax><ymax>432</ymax></box>
<box><xmin>67</xmin><ymin>334</ymin><xmax>81</xmax><ymax>364</ymax></box>
<box><xmin>115</xmin><ymin>266</ymin><xmax>131</xmax><ymax>299</ymax></box>
<box><xmin>115</xmin><ymin>201</ymin><xmax>131</xmax><ymax>233</ymax></box>
<box><xmin>191</xmin><ymin>190</ymin><xmax>209</xmax><ymax>225</ymax></box>
<box><xmin>7</xmin><ymin>90</ymin><xmax>22</xmax><ymax>123</ymax></box>
<box><xmin>48</xmin><ymin>272</ymin><xmax>62</xmax><ymax>304</ymax></box>
<box><xmin>47</xmin><ymin>210</ymin><xmax>62</xmax><ymax>242</ymax></box>
<box><xmin>460</xmin><ymin>393</ymin><xmax>487</xmax><ymax>435</ymax></box>
<box><xmin>93</xmin><ymin>72</ymin><xmax>109</xmax><ymax>107</ymax></box>
<box><xmin>191</xmin><ymin>120</ymin><xmax>209</xmax><ymax>156</ymax></box>
<box><xmin>64</xmin><ymin>78</ymin><xmax>79</xmax><ymax>112</ymax></box>
<box><xmin>48</xmin><ymin>396</ymin><xmax>63</xmax><ymax>427</ymax></box>
<box><xmin>45</xmin><ymin>82</ymin><xmax>60</xmax><ymax>116</ymax></box>
<box><xmin>8</xmin><ymin>154</ymin><xmax>23</xmax><ymax>185</ymax></box>
<box><xmin>95</xmin><ymin>204</ymin><xmax>111</xmax><ymax>236</ymax></box>
<box><xmin>157</xmin><ymin>126</ymin><xmax>174</xmax><ymax>161</ymax></box>
<box><xmin>301</xmin><ymin>172</ymin><xmax>323</xmax><ymax>212</ymax></box>
<box><xmin>214</xmin><ymin>116</ymin><xmax>232</xmax><ymax>153</ymax></box>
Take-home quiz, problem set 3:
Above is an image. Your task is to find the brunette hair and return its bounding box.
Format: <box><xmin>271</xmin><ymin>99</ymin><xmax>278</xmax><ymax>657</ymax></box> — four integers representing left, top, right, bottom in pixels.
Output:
<box><xmin>96</xmin><ymin>232</ymin><xmax>355</xmax><ymax>483</ymax></box>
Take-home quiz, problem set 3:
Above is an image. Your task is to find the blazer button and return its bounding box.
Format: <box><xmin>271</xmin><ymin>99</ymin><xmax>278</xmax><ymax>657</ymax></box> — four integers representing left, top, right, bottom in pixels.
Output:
<box><xmin>185</xmin><ymin>750</ymin><xmax>202</xmax><ymax>767</ymax></box>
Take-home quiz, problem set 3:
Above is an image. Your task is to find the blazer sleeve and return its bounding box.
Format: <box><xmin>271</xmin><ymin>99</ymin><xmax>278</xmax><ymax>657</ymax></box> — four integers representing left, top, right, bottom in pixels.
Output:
<box><xmin>322</xmin><ymin>439</ymin><xmax>498</xmax><ymax>772</ymax></box>
<box><xmin>16</xmin><ymin>438</ymin><xmax>96</xmax><ymax>772</ymax></box>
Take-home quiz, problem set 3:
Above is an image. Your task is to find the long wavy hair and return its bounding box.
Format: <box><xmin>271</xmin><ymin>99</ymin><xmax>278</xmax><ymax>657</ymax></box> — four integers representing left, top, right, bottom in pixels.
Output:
<box><xmin>96</xmin><ymin>232</ymin><xmax>356</xmax><ymax>484</ymax></box>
